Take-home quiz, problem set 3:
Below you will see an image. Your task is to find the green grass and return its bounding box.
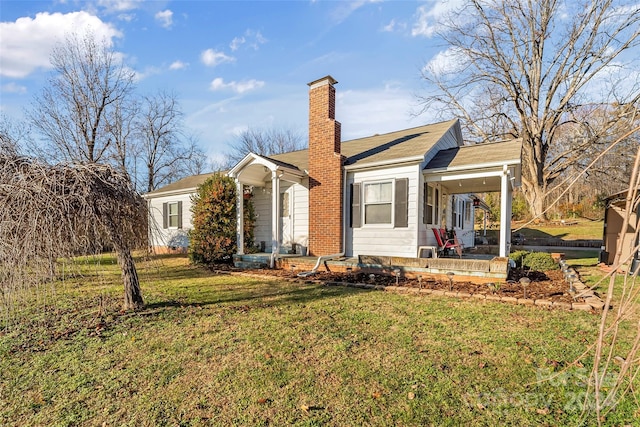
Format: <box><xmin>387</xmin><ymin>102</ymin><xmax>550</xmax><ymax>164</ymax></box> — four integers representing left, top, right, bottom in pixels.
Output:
<box><xmin>514</xmin><ymin>220</ymin><xmax>604</xmax><ymax>241</ymax></box>
<box><xmin>1</xmin><ymin>254</ymin><xmax>637</xmax><ymax>426</ymax></box>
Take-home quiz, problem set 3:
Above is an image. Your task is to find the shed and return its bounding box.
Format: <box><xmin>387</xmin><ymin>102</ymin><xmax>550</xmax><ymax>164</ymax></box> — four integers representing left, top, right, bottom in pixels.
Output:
<box><xmin>601</xmin><ymin>187</ymin><xmax>640</xmax><ymax>273</ymax></box>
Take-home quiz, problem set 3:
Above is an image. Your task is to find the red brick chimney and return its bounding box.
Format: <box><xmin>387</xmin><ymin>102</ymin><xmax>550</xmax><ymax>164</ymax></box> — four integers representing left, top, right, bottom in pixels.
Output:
<box><xmin>307</xmin><ymin>76</ymin><xmax>343</xmax><ymax>256</ymax></box>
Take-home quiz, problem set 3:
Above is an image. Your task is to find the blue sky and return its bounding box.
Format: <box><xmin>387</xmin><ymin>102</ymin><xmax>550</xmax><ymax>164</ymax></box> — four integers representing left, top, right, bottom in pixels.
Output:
<box><xmin>0</xmin><ymin>0</ymin><xmax>454</xmax><ymax>164</ymax></box>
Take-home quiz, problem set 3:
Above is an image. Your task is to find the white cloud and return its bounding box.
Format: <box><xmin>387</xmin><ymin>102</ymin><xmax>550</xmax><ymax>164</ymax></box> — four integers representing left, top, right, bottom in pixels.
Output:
<box><xmin>230</xmin><ymin>36</ymin><xmax>245</xmax><ymax>51</ymax></box>
<box><xmin>0</xmin><ymin>11</ymin><xmax>122</xmax><ymax>78</ymax></box>
<box><xmin>1</xmin><ymin>82</ymin><xmax>27</xmax><ymax>94</ymax></box>
<box><xmin>424</xmin><ymin>47</ymin><xmax>467</xmax><ymax>77</ymax></box>
<box><xmin>200</xmin><ymin>49</ymin><xmax>235</xmax><ymax>67</ymax></box>
<box><xmin>382</xmin><ymin>19</ymin><xmax>406</xmax><ymax>33</ymax></box>
<box><xmin>209</xmin><ymin>77</ymin><xmax>265</xmax><ymax>94</ymax></box>
<box><xmin>230</xmin><ymin>30</ymin><xmax>267</xmax><ymax>51</ymax></box>
<box><xmin>97</xmin><ymin>0</ymin><xmax>144</xmax><ymax>13</ymax></box>
<box><xmin>169</xmin><ymin>60</ymin><xmax>188</xmax><ymax>70</ymax></box>
<box><xmin>329</xmin><ymin>0</ymin><xmax>382</xmax><ymax>24</ymax></box>
<box><xmin>411</xmin><ymin>1</ymin><xmax>463</xmax><ymax>38</ymax></box>
<box><xmin>155</xmin><ymin>9</ymin><xmax>173</xmax><ymax>29</ymax></box>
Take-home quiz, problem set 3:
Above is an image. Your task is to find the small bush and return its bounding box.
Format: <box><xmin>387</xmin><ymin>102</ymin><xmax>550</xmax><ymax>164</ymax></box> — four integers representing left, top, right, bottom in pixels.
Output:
<box><xmin>509</xmin><ymin>250</ymin><xmax>530</xmax><ymax>268</ymax></box>
<box><xmin>523</xmin><ymin>252</ymin><xmax>557</xmax><ymax>272</ymax></box>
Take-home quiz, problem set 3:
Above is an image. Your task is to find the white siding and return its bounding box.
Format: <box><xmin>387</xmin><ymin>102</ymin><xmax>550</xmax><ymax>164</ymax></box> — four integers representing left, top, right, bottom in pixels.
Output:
<box><xmin>292</xmin><ymin>179</ymin><xmax>309</xmax><ymax>252</ymax></box>
<box><xmin>251</xmin><ymin>188</ymin><xmax>272</xmax><ymax>252</ymax></box>
<box><xmin>147</xmin><ymin>192</ymin><xmax>195</xmax><ymax>249</ymax></box>
<box><xmin>347</xmin><ymin>164</ymin><xmax>420</xmax><ymax>258</ymax></box>
<box><xmin>250</xmin><ymin>179</ymin><xmax>309</xmax><ymax>253</ymax></box>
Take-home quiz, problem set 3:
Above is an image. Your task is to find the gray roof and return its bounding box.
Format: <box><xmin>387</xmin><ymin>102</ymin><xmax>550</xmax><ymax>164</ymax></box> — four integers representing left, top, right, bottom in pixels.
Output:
<box><xmin>268</xmin><ymin>119</ymin><xmax>460</xmax><ymax>171</ymax></box>
<box><xmin>425</xmin><ymin>139</ymin><xmax>523</xmax><ymax>171</ymax></box>
<box><xmin>144</xmin><ymin>172</ymin><xmax>218</xmax><ymax>196</ymax></box>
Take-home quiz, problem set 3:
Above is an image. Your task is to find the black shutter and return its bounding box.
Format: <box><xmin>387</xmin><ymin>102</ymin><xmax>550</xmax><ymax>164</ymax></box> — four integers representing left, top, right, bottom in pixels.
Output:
<box><xmin>351</xmin><ymin>183</ymin><xmax>361</xmax><ymax>228</ymax></box>
<box><xmin>422</xmin><ymin>183</ymin><xmax>427</xmax><ymax>224</ymax></box>
<box><xmin>177</xmin><ymin>201</ymin><xmax>183</xmax><ymax>229</ymax></box>
<box><xmin>394</xmin><ymin>178</ymin><xmax>408</xmax><ymax>228</ymax></box>
<box><xmin>162</xmin><ymin>202</ymin><xmax>168</xmax><ymax>229</ymax></box>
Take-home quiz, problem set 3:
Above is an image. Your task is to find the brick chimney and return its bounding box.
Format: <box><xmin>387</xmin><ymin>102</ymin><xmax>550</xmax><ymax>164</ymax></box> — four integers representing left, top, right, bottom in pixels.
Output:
<box><xmin>307</xmin><ymin>76</ymin><xmax>343</xmax><ymax>256</ymax></box>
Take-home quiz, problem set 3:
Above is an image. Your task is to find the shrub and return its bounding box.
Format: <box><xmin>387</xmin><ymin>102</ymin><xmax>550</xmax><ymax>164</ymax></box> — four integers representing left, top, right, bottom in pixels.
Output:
<box><xmin>509</xmin><ymin>250</ymin><xmax>530</xmax><ymax>268</ymax></box>
<box><xmin>523</xmin><ymin>252</ymin><xmax>557</xmax><ymax>272</ymax></box>
<box><xmin>188</xmin><ymin>174</ymin><xmax>255</xmax><ymax>264</ymax></box>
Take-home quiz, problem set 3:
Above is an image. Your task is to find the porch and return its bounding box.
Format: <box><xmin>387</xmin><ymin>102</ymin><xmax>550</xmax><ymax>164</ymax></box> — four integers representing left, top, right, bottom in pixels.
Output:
<box><xmin>233</xmin><ymin>252</ymin><xmax>510</xmax><ymax>283</ymax></box>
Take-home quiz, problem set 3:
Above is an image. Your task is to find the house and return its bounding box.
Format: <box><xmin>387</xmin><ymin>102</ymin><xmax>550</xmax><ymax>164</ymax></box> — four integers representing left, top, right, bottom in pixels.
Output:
<box><xmin>145</xmin><ymin>76</ymin><xmax>522</xmax><ymax>262</ymax></box>
<box><xmin>143</xmin><ymin>172</ymin><xmax>216</xmax><ymax>253</ymax></box>
<box><xmin>601</xmin><ymin>187</ymin><xmax>640</xmax><ymax>273</ymax></box>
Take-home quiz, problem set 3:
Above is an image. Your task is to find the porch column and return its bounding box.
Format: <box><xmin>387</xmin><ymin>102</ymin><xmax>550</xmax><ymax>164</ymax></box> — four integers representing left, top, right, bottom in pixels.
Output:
<box><xmin>271</xmin><ymin>170</ymin><xmax>281</xmax><ymax>259</ymax></box>
<box><xmin>236</xmin><ymin>180</ymin><xmax>244</xmax><ymax>255</ymax></box>
<box><xmin>499</xmin><ymin>165</ymin><xmax>509</xmax><ymax>257</ymax></box>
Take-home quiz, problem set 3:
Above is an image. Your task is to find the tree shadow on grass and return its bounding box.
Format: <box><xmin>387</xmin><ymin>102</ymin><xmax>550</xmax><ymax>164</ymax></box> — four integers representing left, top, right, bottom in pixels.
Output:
<box><xmin>140</xmin><ymin>280</ymin><xmax>367</xmax><ymax>316</ymax></box>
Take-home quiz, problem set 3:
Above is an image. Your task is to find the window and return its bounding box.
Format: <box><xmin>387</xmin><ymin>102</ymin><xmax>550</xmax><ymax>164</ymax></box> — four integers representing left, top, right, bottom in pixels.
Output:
<box><xmin>452</xmin><ymin>197</ymin><xmax>464</xmax><ymax>229</ymax></box>
<box><xmin>464</xmin><ymin>200</ymin><xmax>472</xmax><ymax>224</ymax></box>
<box><xmin>364</xmin><ymin>182</ymin><xmax>392</xmax><ymax>224</ymax></box>
<box><xmin>168</xmin><ymin>202</ymin><xmax>179</xmax><ymax>228</ymax></box>
<box><xmin>351</xmin><ymin>179</ymin><xmax>408</xmax><ymax>228</ymax></box>
<box><xmin>163</xmin><ymin>201</ymin><xmax>182</xmax><ymax>229</ymax></box>
<box><xmin>423</xmin><ymin>183</ymin><xmax>440</xmax><ymax>225</ymax></box>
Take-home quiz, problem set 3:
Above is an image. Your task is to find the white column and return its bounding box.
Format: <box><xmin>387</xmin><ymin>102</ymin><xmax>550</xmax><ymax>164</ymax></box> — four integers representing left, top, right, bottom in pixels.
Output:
<box><xmin>236</xmin><ymin>180</ymin><xmax>244</xmax><ymax>255</ymax></box>
<box><xmin>499</xmin><ymin>165</ymin><xmax>509</xmax><ymax>257</ymax></box>
<box><xmin>271</xmin><ymin>170</ymin><xmax>280</xmax><ymax>256</ymax></box>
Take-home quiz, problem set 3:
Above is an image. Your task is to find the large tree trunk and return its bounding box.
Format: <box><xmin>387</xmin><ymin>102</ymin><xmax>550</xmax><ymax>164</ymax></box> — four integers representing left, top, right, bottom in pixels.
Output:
<box><xmin>116</xmin><ymin>247</ymin><xmax>143</xmax><ymax>310</ymax></box>
<box><xmin>521</xmin><ymin>136</ymin><xmax>548</xmax><ymax>220</ymax></box>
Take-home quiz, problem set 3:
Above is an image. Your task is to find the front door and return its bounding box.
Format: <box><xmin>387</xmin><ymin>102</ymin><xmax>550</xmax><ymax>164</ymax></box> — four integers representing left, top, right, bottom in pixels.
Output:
<box><xmin>280</xmin><ymin>186</ymin><xmax>294</xmax><ymax>247</ymax></box>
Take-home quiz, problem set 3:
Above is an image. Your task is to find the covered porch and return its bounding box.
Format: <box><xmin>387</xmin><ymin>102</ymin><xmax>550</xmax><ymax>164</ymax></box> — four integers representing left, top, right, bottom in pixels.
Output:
<box><xmin>227</xmin><ymin>152</ymin><xmax>308</xmax><ymax>264</ymax></box>
<box><xmin>424</xmin><ymin>139</ymin><xmax>522</xmax><ymax>258</ymax></box>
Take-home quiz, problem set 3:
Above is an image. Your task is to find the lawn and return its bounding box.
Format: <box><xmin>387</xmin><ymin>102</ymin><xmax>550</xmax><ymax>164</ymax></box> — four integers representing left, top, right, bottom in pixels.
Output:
<box><xmin>513</xmin><ymin>219</ymin><xmax>604</xmax><ymax>241</ymax></box>
<box><xmin>1</xmin><ymin>254</ymin><xmax>637</xmax><ymax>426</ymax></box>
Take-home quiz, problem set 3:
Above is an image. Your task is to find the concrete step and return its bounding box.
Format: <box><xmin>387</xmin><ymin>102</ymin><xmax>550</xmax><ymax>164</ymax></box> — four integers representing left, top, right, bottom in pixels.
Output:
<box><xmin>233</xmin><ymin>260</ymin><xmax>268</xmax><ymax>269</ymax></box>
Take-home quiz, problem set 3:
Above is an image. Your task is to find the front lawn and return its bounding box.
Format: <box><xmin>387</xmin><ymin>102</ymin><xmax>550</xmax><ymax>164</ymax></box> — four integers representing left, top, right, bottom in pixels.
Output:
<box><xmin>1</xmin><ymin>254</ymin><xmax>637</xmax><ymax>426</ymax></box>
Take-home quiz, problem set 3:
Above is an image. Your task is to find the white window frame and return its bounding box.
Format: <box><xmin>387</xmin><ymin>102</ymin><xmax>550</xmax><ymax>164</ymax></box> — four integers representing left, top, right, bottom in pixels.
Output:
<box><xmin>424</xmin><ymin>183</ymin><xmax>440</xmax><ymax>225</ymax></box>
<box><xmin>167</xmin><ymin>201</ymin><xmax>180</xmax><ymax>229</ymax></box>
<box><xmin>363</xmin><ymin>180</ymin><xmax>394</xmax><ymax>226</ymax></box>
<box><xmin>453</xmin><ymin>197</ymin><xmax>464</xmax><ymax>229</ymax></box>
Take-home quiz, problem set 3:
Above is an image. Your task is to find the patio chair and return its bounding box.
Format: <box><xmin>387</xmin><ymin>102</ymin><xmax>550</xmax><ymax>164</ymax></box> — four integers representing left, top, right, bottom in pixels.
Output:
<box><xmin>432</xmin><ymin>228</ymin><xmax>463</xmax><ymax>258</ymax></box>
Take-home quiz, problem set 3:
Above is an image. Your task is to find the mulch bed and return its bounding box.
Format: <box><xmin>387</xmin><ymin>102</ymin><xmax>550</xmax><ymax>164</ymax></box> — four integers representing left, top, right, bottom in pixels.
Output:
<box><xmin>215</xmin><ymin>264</ymin><xmax>582</xmax><ymax>304</ymax></box>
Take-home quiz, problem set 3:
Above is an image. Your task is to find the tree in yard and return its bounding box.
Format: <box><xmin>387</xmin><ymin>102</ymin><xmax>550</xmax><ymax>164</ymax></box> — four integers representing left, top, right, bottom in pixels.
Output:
<box><xmin>189</xmin><ymin>173</ymin><xmax>255</xmax><ymax>265</ymax></box>
<box><xmin>27</xmin><ymin>32</ymin><xmax>207</xmax><ymax>191</ymax></box>
<box><xmin>138</xmin><ymin>91</ymin><xmax>207</xmax><ymax>192</ymax></box>
<box><xmin>0</xmin><ymin>153</ymin><xmax>146</xmax><ymax>313</ymax></box>
<box><xmin>226</xmin><ymin>127</ymin><xmax>305</xmax><ymax>165</ymax></box>
<box><xmin>419</xmin><ymin>0</ymin><xmax>640</xmax><ymax>219</ymax></box>
<box><xmin>28</xmin><ymin>31</ymin><xmax>135</xmax><ymax>163</ymax></box>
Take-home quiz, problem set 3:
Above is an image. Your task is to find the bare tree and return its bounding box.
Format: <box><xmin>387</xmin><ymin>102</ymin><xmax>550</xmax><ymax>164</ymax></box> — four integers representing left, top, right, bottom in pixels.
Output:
<box><xmin>28</xmin><ymin>31</ymin><xmax>135</xmax><ymax>163</ymax></box>
<box><xmin>419</xmin><ymin>0</ymin><xmax>640</xmax><ymax>219</ymax></box>
<box><xmin>105</xmin><ymin>97</ymin><xmax>140</xmax><ymax>185</ymax></box>
<box><xmin>0</xmin><ymin>114</ymin><xmax>28</xmax><ymax>157</ymax></box>
<box><xmin>138</xmin><ymin>91</ymin><xmax>206</xmax><ymax>192</ymax></box>
<box><xmin>0</xmin><ymin>154</ymin><xmax>146</xmax><ymax>313</ymax></box>
<box><xmin>226</xmin><ymin>127</ymin><xmax>305</xmax><ymax>165</ymax></box>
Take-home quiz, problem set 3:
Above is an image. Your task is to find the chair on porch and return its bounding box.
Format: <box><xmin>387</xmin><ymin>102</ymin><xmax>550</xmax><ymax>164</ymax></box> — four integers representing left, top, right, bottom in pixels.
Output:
<box><xmin>432</xmin><ymin>228</ymin><xmax>463</xmax><ymax>258</ymax></box>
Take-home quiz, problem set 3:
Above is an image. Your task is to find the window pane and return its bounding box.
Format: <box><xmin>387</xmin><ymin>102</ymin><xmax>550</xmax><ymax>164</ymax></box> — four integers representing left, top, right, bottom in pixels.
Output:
<box><xmin>168</xmin><ymin>202</ymin><xmax>178</xmax><ymax>227</ymax></box>
<box><xmin>426</xmin><ymin>185</ymin><xmax>434</xmax><ymax>224</ymax></box>
<box><xmin>365</xmin><ymin>204</ymin><xmax>392</xmax><ymax>224</ymax></box>
<box><xmin>365</xmin><ymin>182</ymin><xmax>392</xmax><ymax>203</ymax></box>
